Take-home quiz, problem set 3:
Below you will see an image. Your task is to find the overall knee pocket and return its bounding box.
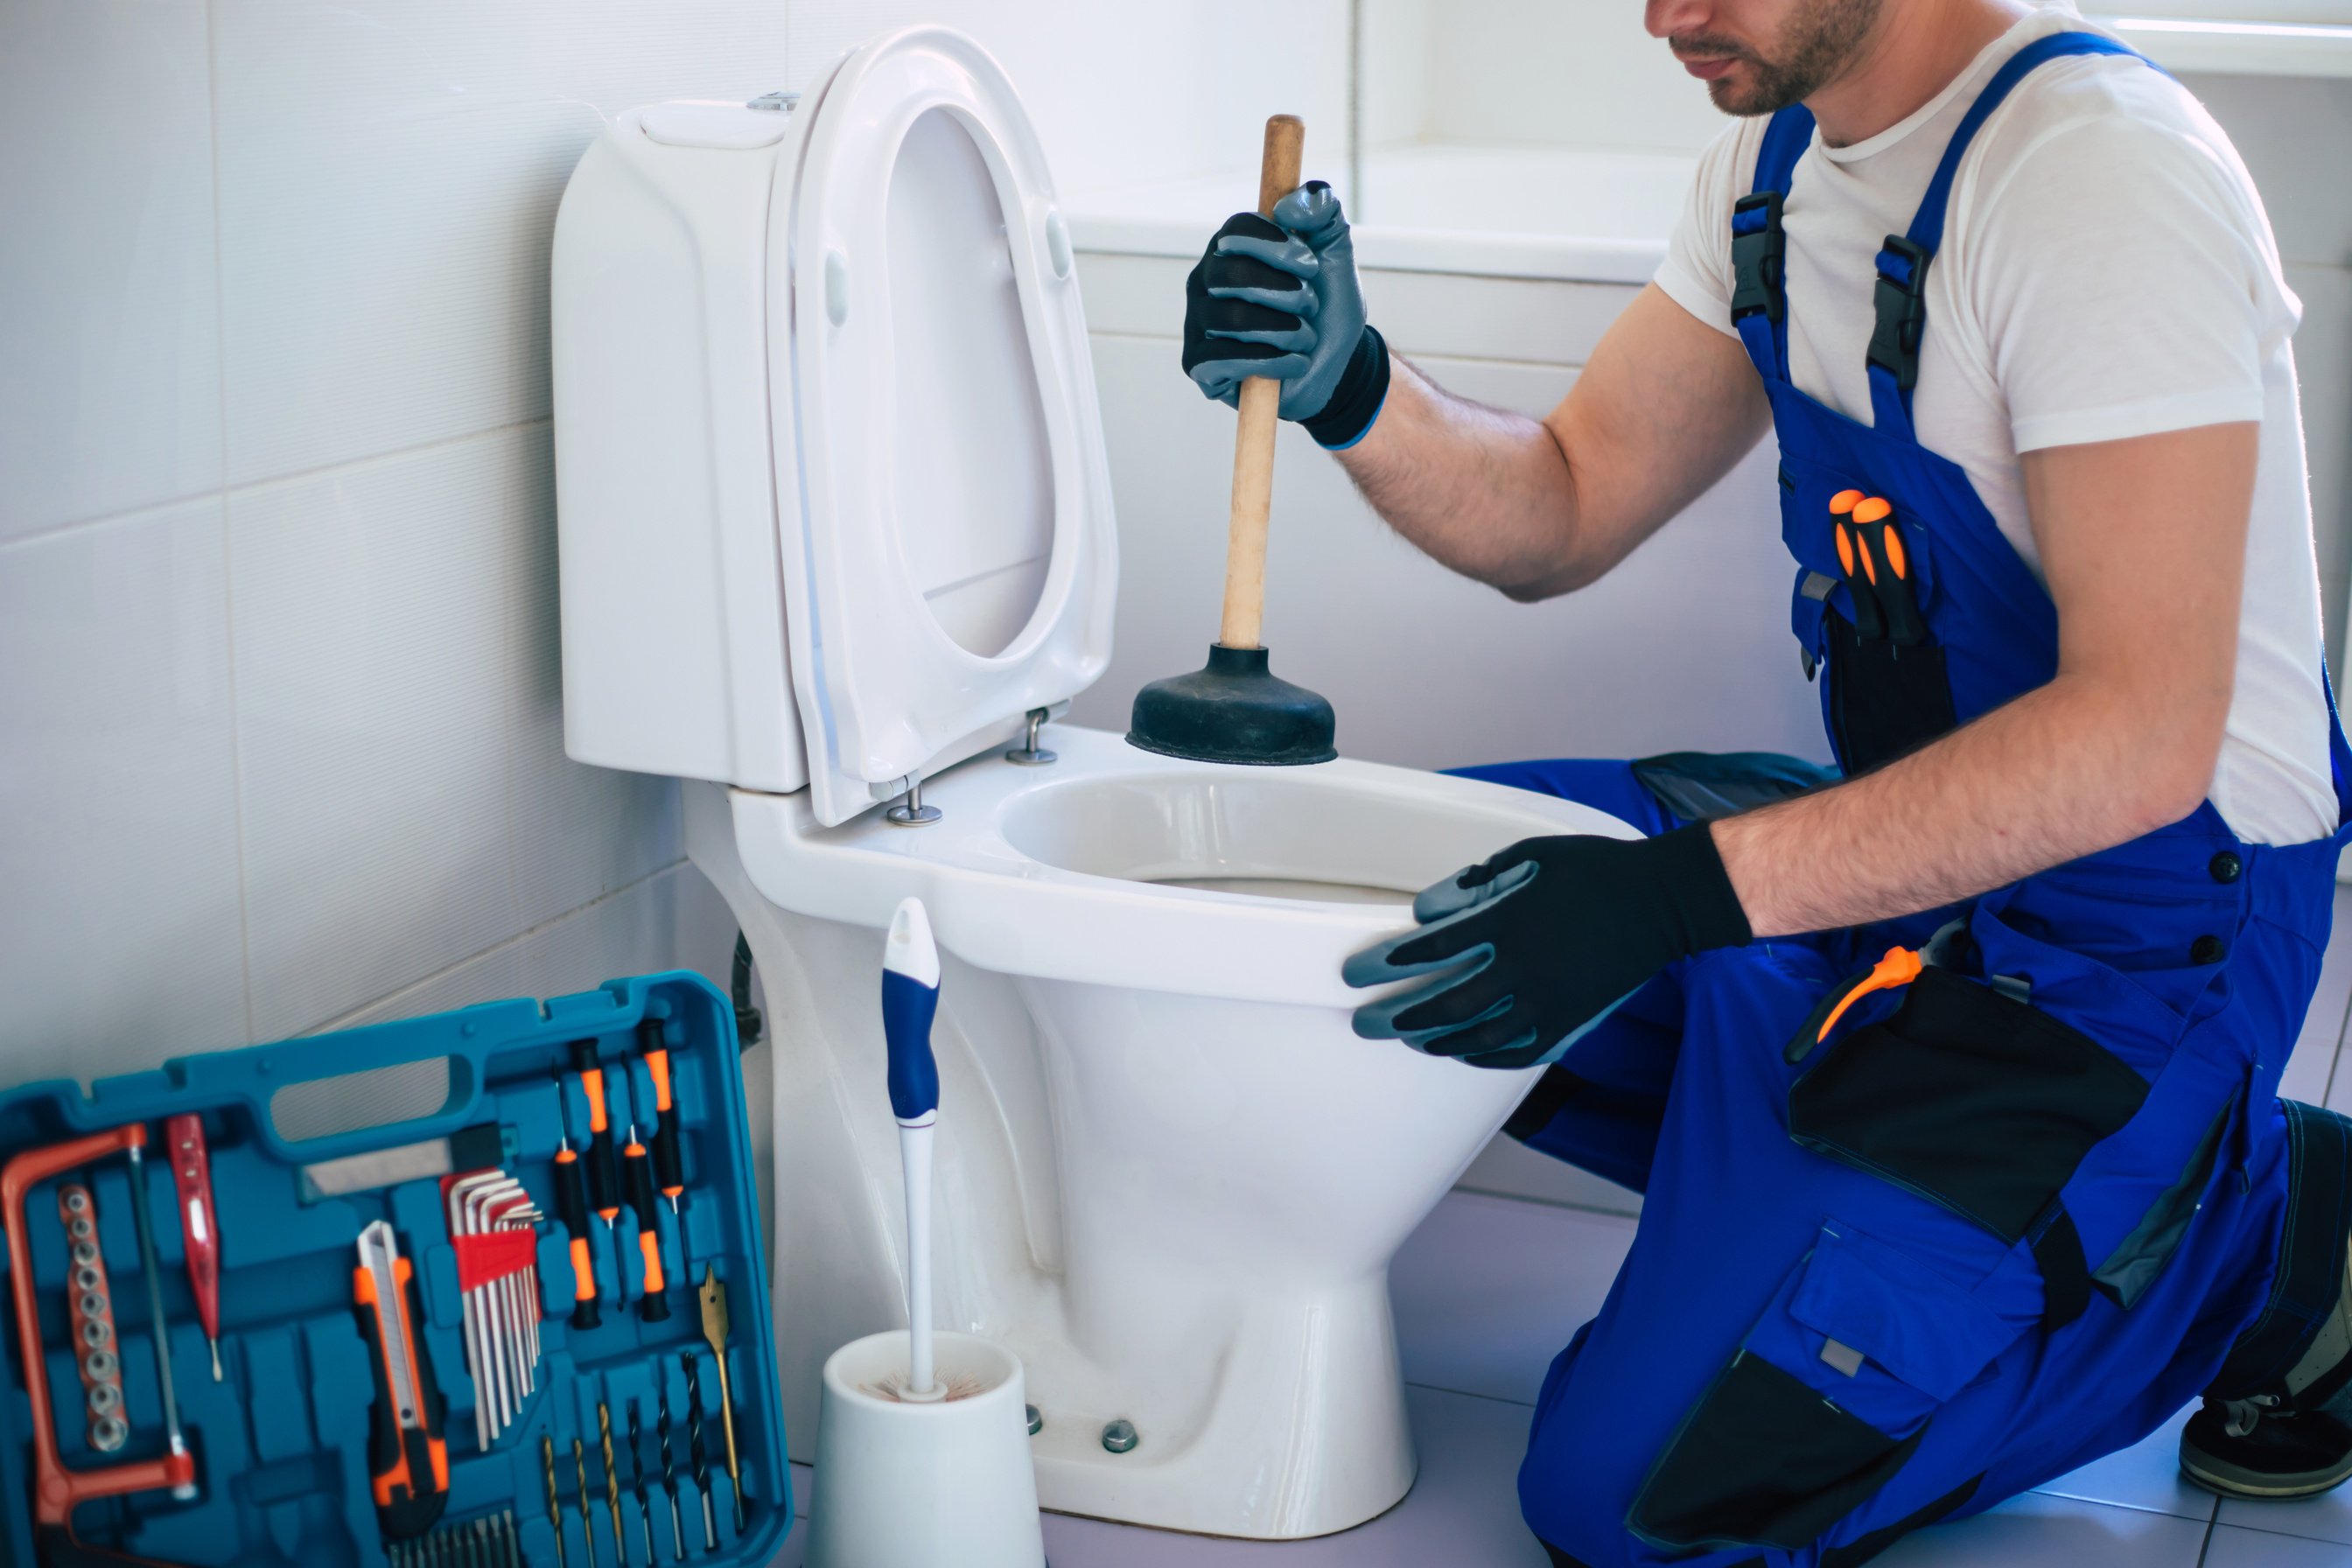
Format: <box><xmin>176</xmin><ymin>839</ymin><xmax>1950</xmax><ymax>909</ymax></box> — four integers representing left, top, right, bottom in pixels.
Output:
<box><xmin>1627</xmin><ymin>1222</ymin><xmax>2020</xmax><ymax>1555</ymax></box>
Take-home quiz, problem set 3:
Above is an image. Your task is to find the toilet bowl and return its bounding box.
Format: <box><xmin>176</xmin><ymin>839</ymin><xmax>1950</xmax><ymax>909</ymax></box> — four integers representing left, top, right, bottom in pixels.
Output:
<box><xmin>550</xmin><ymin>25</ymin><xmax>1635</xmax><ymax>1538</ymax></box>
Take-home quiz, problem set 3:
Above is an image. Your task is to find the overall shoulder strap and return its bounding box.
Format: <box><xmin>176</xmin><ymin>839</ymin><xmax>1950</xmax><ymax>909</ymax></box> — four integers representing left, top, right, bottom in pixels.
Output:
<box><xmin>1866</xmin><ymin>32</ymin><xmax>2151</xmax><ymax>440</ymax></box>
<box><xmin>1730</xmin><ymin>105</ymin><xmax>1816</xmax><ymax>384</ymax></box>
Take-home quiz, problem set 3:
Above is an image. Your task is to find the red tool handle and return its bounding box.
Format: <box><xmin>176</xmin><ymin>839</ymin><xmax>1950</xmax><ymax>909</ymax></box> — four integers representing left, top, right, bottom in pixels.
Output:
<box><xmin>4</xmin><ymin>1125</ymin><xmax>197</xmax><ymax>1530</ymax></box>
<box><xmin>163</xmin><ymin>1116</ymin><xmax>220</xmax><ymax>1348</ymax></box>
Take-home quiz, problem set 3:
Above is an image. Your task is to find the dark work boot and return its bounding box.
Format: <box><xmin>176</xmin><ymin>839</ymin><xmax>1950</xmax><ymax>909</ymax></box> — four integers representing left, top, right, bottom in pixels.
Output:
<box><xmin>2182</xmin><ymin>1101</ymin><xmax>2352</xmax><ymax>1502</ymax></box>
<box><xmin>2180</xmin><ymin>1396</ymin><xmax>2352</xmax><ymax>1499</ymax></box>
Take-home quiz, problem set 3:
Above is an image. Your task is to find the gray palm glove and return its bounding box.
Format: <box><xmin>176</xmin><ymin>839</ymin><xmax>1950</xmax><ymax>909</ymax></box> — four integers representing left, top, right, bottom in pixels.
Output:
<box><xmin>1181</xmin><ymin>182</ymin><xmax>1391</xmax><ymax>448</ymax></box>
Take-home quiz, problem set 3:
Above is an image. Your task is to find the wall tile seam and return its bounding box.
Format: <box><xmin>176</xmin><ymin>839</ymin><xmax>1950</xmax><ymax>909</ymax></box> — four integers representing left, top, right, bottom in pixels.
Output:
<box><xmin>224</xmin><ymin>417</ymin><xmax>555</xmax><ymax>503</ymax></box>
<box><xmin>0</xmin><ymin>419</ymin><xmax>559</xmax><ymax>560</ymax></box>
<box><xmin>205</xmin><ymin>0</ymin><xmax>258</xmax><ymax>1044</ymax></box>
<box><xmin>299</xmin><ymin>855</ymin><xmax>692</xmax><ymax>1040</ymax></box>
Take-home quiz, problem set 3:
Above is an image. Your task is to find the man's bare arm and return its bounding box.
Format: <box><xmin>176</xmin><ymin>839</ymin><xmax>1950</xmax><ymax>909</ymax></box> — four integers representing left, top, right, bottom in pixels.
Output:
<box><xmin>1712</xmin><ymin>421</ymin><xmax>2257</xmax><ymax>936</ymax></box>
<box><xmin>1336</xmin><ymin>284</ymin><xmax>1773</xmax><ymax>599</ymax></box>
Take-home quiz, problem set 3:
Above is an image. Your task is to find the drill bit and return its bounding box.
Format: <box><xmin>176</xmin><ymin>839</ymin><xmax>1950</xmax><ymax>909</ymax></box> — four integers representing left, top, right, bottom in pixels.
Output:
<box><xmin>574</xmin><ymin>1437</ymin><xmax>601</xmax><ymax>1568</ymax></box>
<box><xmin>501</xmin><ymin>1507</ymin><xmax>522</xmax><ymax>1568</ymax></box>
<box><xmin>599</xmin><ymin>1402</ymin><xmax>626</xmax><ymax>1565</ymax></box>
<box><xmin>629</xmin><ymin>1404</ymin><xmax>658</xmax><ymax>1568</ymax></box>
<box><xmin>697</xmin><ymin>1267</ymin><xmax>748</xmax><ymax>1531</ymax></box>
<box><xmin>543</xmin><ymin>1436</ymin><xmax>569</xmax><ymax>1568</ymax></box>
<box><xmin>682</xmin><ymin>1352</ymin><xmax>716</xmax><ymax>1551</ymax></box>
<box><xmin>658</xmin><ymin>1383</ymin><xmax>685</xmax><ymax>1561</ymax></box>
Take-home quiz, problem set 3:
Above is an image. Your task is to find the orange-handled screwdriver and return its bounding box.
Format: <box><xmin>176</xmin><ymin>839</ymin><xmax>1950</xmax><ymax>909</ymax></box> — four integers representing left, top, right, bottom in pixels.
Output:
<box><xmin>551</xmin><ymin>1132</ymin><xmax>602</xmax><ymax>1330</ymax></box>
<box><xmin>570</xmin><ymin>1039</ymin><xmax>622</xmax><ymax>1225</ymax></box>
<box><xmin>1829</xmin><ymin>490</ymin><xmax>1888</xmax><ymax>640</ymax></box>
<box><xmin>637</xmin><ymin>1018</ymin><xmax>686</xmax><ymax>1220</ymax></box>
<box><xmin>624</xmin><ymin>1124</ymin><xmax>670</xmax><ymax>1322</ymax></box>
<box><xmin>1848</xmin><ymin>495</ymin><xmax>1927</xmax><ymax>647</ymax></box>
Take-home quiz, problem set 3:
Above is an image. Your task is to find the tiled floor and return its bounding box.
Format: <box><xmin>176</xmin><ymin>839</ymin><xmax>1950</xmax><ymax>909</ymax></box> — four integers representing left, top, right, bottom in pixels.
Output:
<box><xmin>764</xmin><ymin>1187</ymin><xmax>2352</xmax><ymax>1567</ymax></box>
<box><xmin>765</xmin><ymin>886</ymin><xmax>2352</xmax><ymax>1566</ymax></box>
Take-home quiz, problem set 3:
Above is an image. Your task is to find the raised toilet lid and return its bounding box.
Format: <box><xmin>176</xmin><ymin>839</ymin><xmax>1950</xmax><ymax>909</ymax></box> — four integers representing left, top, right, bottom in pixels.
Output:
<box><xmin>772</xmin><ymin>27</ymin><xmax>1117</xmax><ymax>828</ymax></box>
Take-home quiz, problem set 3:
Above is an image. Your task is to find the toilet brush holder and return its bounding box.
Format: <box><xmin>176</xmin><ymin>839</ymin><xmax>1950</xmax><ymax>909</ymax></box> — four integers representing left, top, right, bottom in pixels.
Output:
<box><xmin>805</xmin><ymin>1330</ymin><xmax>1046</xmax><ymax>1568</ymax></box>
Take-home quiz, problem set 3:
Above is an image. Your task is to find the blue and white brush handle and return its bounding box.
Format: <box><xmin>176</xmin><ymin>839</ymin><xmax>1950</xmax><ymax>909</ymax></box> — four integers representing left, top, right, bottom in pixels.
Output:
<box><xmin>882</xmin><ymin>897</ymin><xmax>943</xmax><ymax>1400</ymax></box>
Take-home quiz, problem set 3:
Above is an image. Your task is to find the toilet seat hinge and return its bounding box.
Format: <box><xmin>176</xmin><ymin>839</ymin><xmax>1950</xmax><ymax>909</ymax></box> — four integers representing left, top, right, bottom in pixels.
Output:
<box><xmin>1004</xmin><ymin>708</ymin><xmax>1058</xmax><ymax>767</ymax></box>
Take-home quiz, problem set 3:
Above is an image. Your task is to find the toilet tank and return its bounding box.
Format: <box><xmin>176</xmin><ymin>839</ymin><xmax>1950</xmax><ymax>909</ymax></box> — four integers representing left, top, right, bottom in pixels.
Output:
<box><xmin>551</xmin><ymin>100</ymin><xmax>811</xmax><ymax>793</ymax></box>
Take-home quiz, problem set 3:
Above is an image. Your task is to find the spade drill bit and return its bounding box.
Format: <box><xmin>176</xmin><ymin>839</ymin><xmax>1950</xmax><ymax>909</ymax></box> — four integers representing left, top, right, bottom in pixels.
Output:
<box><xmin>542</xmin><ymin>1437</ymin><xmax>569</xmax><ymax>1568</ymax></box>
<box><xmin>657</xmin><ymin>1384</ymin><xmax>685</xmax><ymax>1561</ymax></box>
<box><xmin>682</xmin><ymin>1352</ymin><xmax>717</xmax><ymax>1551</ymax></box>
<box><xmin>629</xmin><ymin>1404</ymin><xmax>658</xmax><ymax>1568</ymax></box>
<box><xmin>599</xmin><ymin>1403</ymin><xmax>626</xmax><ymax>1565</ymax></box>
<box><xmin>697</xmin><ymin>1267</ymin><xmax>748</xmax><ymax>1532</ymax></box>
<box><xmin>574</xmin><ymin>1437</ymin><xmax>601</xmax><ymax>1568</ymax></box>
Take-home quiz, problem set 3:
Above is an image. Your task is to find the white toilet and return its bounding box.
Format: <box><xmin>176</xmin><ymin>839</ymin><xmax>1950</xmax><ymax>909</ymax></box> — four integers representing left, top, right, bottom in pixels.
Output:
<box><xmin>551</xmin><ymin>26</ymin><xmax>1634</xmax><ymax>1540</ymax></box>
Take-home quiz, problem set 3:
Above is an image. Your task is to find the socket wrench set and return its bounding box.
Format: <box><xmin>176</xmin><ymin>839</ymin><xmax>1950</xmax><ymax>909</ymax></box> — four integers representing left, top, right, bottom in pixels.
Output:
<box><xmin>0</xmin><ymin>972</ymin><xmax>789</xmax><ymax>1568</ymax></box>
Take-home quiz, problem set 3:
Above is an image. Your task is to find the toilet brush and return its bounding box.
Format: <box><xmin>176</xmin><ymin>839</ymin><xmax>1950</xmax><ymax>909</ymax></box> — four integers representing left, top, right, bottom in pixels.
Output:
<box><xmin>805</xmin><ymin>898</ymin><xmax>1046</xmax><ymax>1568</ymax></box>
<box><xmin>879</xmin><ymin>896</ymin><xmax>947</xmax><ymax>1402</ymax></box>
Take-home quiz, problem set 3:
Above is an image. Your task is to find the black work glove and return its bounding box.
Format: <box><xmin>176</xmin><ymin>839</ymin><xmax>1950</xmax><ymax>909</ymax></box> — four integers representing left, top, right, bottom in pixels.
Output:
<box><xmin>1180</xmin><ymin>183</ymin><xmax>1390</xmax><ymax>448</ymax></box>
<box><xmin>1342</xmin><ymin>826</ymin><xmax>1753</xmax><ymax>1069</ymax></box>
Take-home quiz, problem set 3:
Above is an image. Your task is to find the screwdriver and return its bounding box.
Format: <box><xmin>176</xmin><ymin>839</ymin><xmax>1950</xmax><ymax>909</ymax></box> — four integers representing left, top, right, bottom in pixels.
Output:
<box><xmin>570</xmin><ymin>1039</ymin><xmax>622</xmax><ymax>1227</ymax></box>
<box><xmin>552</xmin><ymin>1126</ymin><xmax>603</xmax><ymax>1330</ymax></box>
<box><xmin>636</xmin><ymin>1019</ymin><xmax>687</xmax><ymax>1224</ymax></box>
<box><xmin>1847</xmin><ymin>494</ymin><xmax>1926</xmax><ymax>647</ymax></box>
<box><xmin>623</xmin><ymin>1117</ymin><xmax>670</xmax><ymax>1323</ymax></box>
<box><xmin>164</xmin><ymin>1113</ymin><xmax>225</xmax><ymax>1382</ymax></box>
<box><xmin>1829</xmin><ymin>489</ymin><xmax>1887</xmax><ymax>640</ymax></box>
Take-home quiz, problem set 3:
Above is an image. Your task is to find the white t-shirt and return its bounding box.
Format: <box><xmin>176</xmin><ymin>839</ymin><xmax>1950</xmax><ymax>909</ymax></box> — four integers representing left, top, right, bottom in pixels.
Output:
<box><xmin>1653</xmin><ymin>6</ymin><xmax>2334</xmax><ymax>845</ymax></box>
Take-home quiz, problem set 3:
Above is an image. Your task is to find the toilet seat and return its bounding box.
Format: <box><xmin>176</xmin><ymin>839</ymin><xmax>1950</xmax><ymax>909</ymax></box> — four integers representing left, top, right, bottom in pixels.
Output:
<box><xmin>773</xmin><ymin>28</ymin><xmax>1117</xmax><ymax>828</ymax></box>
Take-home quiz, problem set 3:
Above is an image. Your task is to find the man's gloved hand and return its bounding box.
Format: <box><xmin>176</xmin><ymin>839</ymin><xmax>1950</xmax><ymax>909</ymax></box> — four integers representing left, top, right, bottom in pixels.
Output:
<box><xmin>1343</xmin><ymin>826</ymin><xmax>1753</xmax><ymax>1069</ymax></box>
<box><xmin>1181</xmin><ymin>181</ymin><xmax>1391</xmax><ymax>449</ymax></box>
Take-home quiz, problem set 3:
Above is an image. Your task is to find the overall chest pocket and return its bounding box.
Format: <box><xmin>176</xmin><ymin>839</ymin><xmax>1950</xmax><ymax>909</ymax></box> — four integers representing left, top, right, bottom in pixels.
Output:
<box><xmin>1628</xmin><ymin>1222</ymin><xmax>2018</xmax><ymax>1554</ymax></box>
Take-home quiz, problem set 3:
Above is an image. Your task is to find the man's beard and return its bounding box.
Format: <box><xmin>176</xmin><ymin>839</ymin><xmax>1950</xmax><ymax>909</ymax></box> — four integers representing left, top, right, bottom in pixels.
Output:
<box><xmin>1673</xmin><ymin>0</ymin><xmax>1884</xmax><ymax>116</ymax></box>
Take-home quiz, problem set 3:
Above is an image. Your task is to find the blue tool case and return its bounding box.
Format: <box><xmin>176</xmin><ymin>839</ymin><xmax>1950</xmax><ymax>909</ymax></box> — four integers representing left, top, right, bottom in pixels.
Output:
<box><xmin>0</xmin><ymin>971</ymin><xmax>789</xmax><ymax>1568</ymax></box>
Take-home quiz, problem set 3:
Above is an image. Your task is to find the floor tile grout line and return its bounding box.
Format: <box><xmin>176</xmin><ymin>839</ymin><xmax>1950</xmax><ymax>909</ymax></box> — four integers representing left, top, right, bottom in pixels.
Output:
<box><xmin>1452</xmin><ymin>1185</ymin><xmax>1642</xmax><ymax>1224</ymax></box>
<box><xmin>1402</xmin><ymin>1378</ymin><xmax>1537</xmax><ymax>1410</ymax></box>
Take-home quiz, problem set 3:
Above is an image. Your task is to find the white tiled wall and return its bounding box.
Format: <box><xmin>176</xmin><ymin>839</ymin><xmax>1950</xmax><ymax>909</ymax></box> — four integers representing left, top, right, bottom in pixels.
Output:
<box><xmin>2</xmin><ymin>1</ymin><xmax>1347</xmax><ymax>1086</ymax></box>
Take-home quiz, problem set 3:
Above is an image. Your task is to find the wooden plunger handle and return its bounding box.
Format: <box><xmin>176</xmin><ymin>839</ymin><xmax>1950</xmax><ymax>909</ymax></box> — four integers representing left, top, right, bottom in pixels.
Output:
<box><xmin>1219</xmin><ymin>114</ymin><xmax>1305</xmax><ymax>652</ymax></box>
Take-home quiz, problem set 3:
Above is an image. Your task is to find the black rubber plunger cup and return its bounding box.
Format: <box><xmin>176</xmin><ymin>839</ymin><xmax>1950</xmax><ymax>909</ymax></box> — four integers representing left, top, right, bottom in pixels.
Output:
<box><xmin>1124</xmin><ymin>113</ymin><xmax>1338</xmax><ymax>768</ymax></box>
<box><xmin>1129</xmin><ymin>644</ymin><xmax>1336</xmax><ymax>765</ymax></box>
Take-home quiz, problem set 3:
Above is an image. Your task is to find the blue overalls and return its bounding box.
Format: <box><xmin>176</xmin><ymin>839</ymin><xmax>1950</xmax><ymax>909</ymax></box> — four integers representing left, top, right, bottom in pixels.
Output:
<box><xmin>1478</xmin><ymin>35</ymin><xmax>2352</xmax><ymax>1567</ymax></box>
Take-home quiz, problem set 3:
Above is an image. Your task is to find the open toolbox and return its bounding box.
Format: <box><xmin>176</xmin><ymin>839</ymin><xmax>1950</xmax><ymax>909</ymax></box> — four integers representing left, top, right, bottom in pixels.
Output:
<box><xmin>0</xmin><ymin>971</ymin><xmax>789</xmax><ymax>1568</ymax></box>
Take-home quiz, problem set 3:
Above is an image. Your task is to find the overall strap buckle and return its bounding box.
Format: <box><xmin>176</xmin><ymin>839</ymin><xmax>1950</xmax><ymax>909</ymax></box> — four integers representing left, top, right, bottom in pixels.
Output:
<box><xmin>1730</xmin><ymin>191</ymin><xmax>1788</xmax><ymax>325</ymax></box>
<box><xmin>1868</xmin><ymin>236</ymin><xmax>1932</xmax><ymax>391</ymax></box>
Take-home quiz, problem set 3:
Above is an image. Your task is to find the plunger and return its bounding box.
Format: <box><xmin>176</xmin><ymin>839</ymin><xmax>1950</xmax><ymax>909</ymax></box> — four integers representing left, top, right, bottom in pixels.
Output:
<box><xmin>1126</xmin><ymin>114</ymin><xmax>1338</xmax><ymax>767</ymax></box>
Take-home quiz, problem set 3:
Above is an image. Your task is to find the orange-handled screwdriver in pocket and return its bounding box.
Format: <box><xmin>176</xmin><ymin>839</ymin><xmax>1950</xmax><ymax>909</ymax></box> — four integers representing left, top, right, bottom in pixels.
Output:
<box><xmin>1841</xmin><ymin>494</ymin><xmax>1928</xmax><ymax>648</ymax></box>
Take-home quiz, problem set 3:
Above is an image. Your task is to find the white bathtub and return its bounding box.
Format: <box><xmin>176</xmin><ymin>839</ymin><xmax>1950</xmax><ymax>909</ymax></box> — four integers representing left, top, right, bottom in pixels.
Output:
<box><xmin>1066</xmin><ymin>142</ymin><xmax>1698</xmax><ymax>286</ymax></box>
